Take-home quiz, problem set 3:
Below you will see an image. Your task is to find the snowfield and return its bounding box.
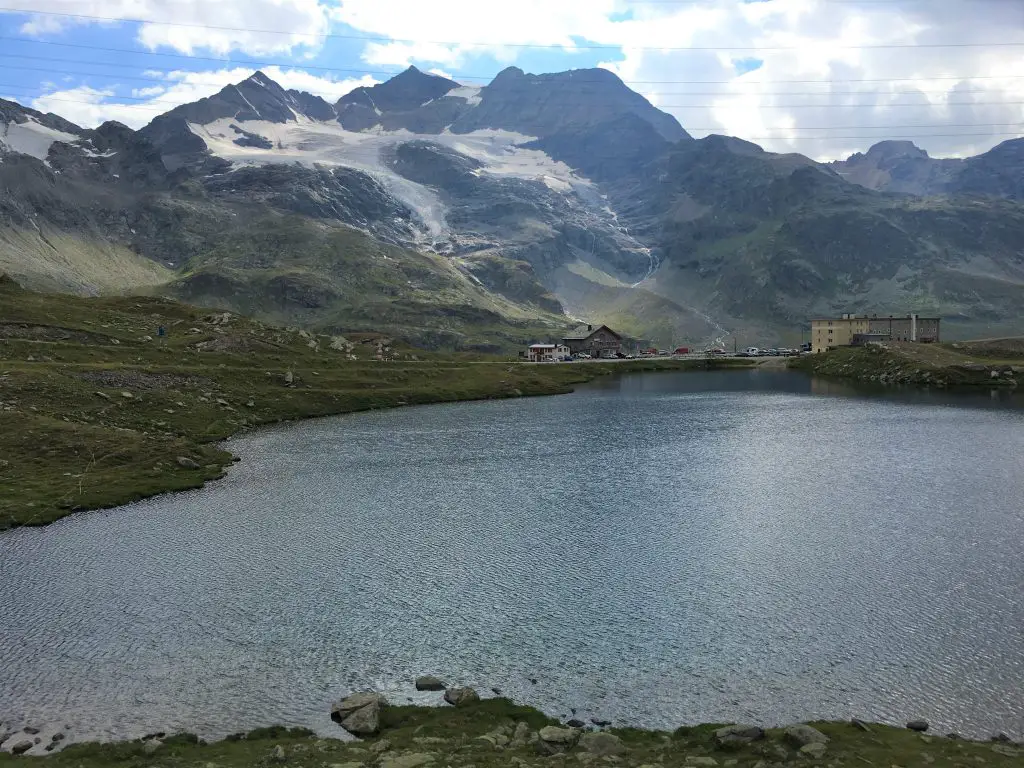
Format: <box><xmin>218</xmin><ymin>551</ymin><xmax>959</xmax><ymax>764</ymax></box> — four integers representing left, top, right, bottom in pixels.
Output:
<box><xmin>188</xmin><ymin>117</ymin><xmax>594</xmax><ymax>243</ymax></box>
<box><xmin>0</xmin><ymin>116</ymin><xmax>81</xmax><ymax>164</ymax></box>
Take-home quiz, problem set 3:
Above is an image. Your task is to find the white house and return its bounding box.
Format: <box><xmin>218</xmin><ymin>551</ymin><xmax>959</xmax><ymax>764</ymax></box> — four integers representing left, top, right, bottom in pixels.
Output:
<box><xmin>527</xmin><ymin>343</ymin><xmax>570</xmax><ymax>362</ymax></box>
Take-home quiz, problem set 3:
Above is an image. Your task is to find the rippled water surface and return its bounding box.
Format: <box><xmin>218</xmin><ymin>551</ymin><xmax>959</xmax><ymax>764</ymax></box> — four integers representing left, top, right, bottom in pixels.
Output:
<box><xmin>2</xmin><ymin>370</ymin><xmax>1024</xmax><ymax>741</ymax></box>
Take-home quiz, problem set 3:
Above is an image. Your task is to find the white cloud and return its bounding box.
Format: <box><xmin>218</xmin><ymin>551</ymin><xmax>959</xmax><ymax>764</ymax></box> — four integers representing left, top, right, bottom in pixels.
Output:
<box><xmin>335</xmin><ymin>0</ymin><xmax>1024</xmax><ymax>160</ymax></box>
<box><xmin>13</xmin><ymin>0</ymin><xmax>332</xmax><ymax>56</ymax></box>
<box><xmin>30</xmin><ymin>68</ymin><xmax>379</xmax><ymax>129</ymax></box>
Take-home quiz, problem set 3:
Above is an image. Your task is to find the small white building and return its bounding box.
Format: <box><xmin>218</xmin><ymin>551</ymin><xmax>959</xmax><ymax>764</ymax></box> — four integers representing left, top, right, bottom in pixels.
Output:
<box><xmin>527</xmin><ymin>343</ymin><xmax>570</xmax><ymax>362</ymax></box>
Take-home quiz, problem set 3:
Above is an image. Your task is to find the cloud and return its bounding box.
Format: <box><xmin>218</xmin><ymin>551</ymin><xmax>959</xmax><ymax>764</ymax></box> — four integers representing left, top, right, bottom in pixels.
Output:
<box><xmin>11</xmin><ymin>0</ymin><xmax>333</xmax><ymax>56</ymax></box>
<box><xmin>30</xmin><ymin>67</ymin><xmax>379</xmax><ymax>129</ymax></box>
<box><xmin>335</xmin><ymin>0</ymin><xmax>1024</xmax><ymax>160</ymax></box>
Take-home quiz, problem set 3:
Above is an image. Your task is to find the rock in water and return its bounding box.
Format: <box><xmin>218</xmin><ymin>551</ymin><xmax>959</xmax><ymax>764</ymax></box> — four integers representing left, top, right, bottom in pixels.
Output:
<box><xmin>578</xmin><ymin>731</ymin><xmax>624</xmax><ymax>756</ymax></box>
<box><xmin>714</xmin><ymin>724</ymin><xmax>765</xmax><ymax>746</ymax></box>
<box><xmin>10</xmin><ymin>740</ymin><xmax>34</xmax><ymax>755</ymax></box>
<box><xmin>566</xmin><ymin>718</ymin><xmax>586</xmax><ymax>728</ymax></box>
<box><xmin>331</xmin><ymin>692</ymin><xmax>387</xmax><ymax>736</ymax></box>
<box><xmin>783</xmin><ymin>724</ymin><xmax>829</xmax><ymax>747</ymax></box>
<box><xmin>907</xmin><ymin>720</ymin><xmax>930</xmax><ymax>732</ymax></box>
<box><xmin>414</xmin><ymin>675</ymin><xmax>446</xmax><ymax>691</ymax></box>
<box><xmin>442</xmin><ymin>687</ymin><xmax>479</xmax><ymax>706</ymax></box>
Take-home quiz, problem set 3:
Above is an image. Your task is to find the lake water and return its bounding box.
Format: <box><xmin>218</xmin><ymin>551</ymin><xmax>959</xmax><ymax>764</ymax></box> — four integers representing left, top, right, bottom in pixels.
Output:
<box><xmin>1</xmin><ymin>370</ymin><xmax>1023</xmax><ymax>743</ymax></box>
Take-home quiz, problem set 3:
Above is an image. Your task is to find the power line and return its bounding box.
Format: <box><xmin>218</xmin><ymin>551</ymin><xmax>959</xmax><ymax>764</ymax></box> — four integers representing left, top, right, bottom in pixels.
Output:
<box><xmin>0</xmin><ymin>54</ymin><xmax>1018</xmax><ymax>97</ymax></box>
<box><xmin>2</xmin><ymin>7</ymin><xmax>1024</xmax><ymax>50</ymax></box>
<box><xmin>2</xmin><ymin>35</ymin><xmax>1023</xmax><ymax>86</ymax></box>
<box><xmin>5</xmin><ymin>81</ymin><xmax>1022</xmax><ymax>134</ymax></box>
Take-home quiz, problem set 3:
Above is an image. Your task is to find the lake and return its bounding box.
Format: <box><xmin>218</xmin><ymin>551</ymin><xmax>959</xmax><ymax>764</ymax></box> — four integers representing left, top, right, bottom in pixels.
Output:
<box><xmin>1</xmin><ymin>369</ymin><xmax>1022</xmax><ymax>743</ymax></box>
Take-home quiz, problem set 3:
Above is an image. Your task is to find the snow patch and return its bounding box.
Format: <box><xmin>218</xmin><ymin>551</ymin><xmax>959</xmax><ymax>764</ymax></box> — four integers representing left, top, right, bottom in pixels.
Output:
<box><xmin>0</xmin><ymin>116</ymin><xmax>80</xmax><ymax>162</ymax></box>
<box><xmin>189</xmin><ymin>118</ymin><xmax>592</xmax><ymax>245</ymax></box>
<box><xmin>447</xmin><ymin>85</ymin><xmax>482</xmax><ymax>106</ymax></box>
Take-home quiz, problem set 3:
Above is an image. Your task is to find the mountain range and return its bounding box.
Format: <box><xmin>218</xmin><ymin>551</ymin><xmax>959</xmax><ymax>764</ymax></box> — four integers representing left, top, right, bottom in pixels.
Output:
<box><xmin>2</xmin><ymin>65</ymin><xmax>1024</xmax><ymax>348</ymax></box>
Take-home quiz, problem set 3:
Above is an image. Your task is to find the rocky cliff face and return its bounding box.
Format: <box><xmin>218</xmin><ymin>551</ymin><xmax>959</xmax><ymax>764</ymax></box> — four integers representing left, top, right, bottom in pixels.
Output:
<box><xmin>3</xmin><ymin>68</ymin><xmax>1024</xmax><ymax>346</ymax></box>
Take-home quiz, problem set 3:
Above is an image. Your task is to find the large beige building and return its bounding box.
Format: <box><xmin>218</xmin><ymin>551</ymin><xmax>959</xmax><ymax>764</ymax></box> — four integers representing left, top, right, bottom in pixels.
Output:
<box><xmin>811</xmin><ymin>314</ymin><xmax>941</xmax><ymax>353</ymax></box>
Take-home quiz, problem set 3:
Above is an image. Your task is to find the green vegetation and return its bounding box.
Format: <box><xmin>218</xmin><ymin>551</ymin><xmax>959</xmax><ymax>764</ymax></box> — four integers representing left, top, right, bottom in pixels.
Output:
<box><xmin>3</xmin><ymin>699</ymin><xmax>1020</xmax><ymax>767</ymax></box>
<box><xmin>0</xmin><ymin>278</ymin><xmax>750</xmax><ymax>529</ymax></box>
<box><xmin>790</xmin><ymin>342</ymin><xmax>1022</xmax><ymax>389</ymax></box>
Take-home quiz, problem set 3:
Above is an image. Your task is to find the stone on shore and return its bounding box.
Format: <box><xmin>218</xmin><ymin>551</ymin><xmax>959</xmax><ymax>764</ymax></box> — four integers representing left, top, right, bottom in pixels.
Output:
<box><xmin>714</xmin><ymin>724</ymin><xmax>765</xmax><ymax>747</ymax></box>
<box><xmin>176</xmin><ymin>456</ymin><xmax>200</xmax><ymax>469</ymax></box>
<box><xmin>538</xmin><ymin>725</ymin><xmax>580</xmax><ymax>753</ymax></box>
<box><xmin>443</xmin><ymin>687</ymin><xmax>480</xmax><ymax>707</ymax></box>
<box><xmin>783</xmin><ymin>724</ymin><xmax>829</xmax><ymax>747</ymax></box>
<box><xmin>800</xmin><ymin>742</ymin><xmax>828</xmax><ymax>759</ymax></box>
<box><xmin>415</xmin><ymin>676</ymin><xmax>446</xmax><ymax>691</ymax></box>
<box><xmin>10</xmin><ymin>739</ymin><xmax>34</xmax><ymax>755</ymax></box>
<box><xmin>578</xmin><ymin>731</ymin><xmax>625</xmax><ymax>756</ymax></box>
<box><xmin>378</xmin><ymin>752</ymin><xmax>435</xmax><ymax>768</ymax></box>
<box><xmin>907</xmin><ymin>720</ymin><xmax>930</xmax><ymax>732</ymax></box>
<box><xmin>331</xmin><ymin>692</ymin><xmax>387</xmax><ymax>736</ymax></box>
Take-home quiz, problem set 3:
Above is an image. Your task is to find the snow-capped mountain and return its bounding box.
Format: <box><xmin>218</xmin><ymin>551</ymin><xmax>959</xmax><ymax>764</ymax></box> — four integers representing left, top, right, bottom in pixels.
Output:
<box><xmin>4</xmin><ymin>67</ymin><xmax>1024</xmax><ymax>346</ymax></box>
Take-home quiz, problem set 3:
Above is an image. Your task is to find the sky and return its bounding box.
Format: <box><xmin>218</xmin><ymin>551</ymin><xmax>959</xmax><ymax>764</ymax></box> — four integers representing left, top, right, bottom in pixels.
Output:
<box><xmin>0</xmin><ymin>0</ymin><xmax>1022</xmax><ymax>161</ymax></box>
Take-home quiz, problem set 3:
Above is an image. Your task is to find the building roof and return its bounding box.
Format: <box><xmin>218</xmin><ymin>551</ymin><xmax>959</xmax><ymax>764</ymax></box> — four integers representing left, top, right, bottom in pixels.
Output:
<box><xmin>529</xmin><ymin>344</ymin><xmax>559</xmax><ymax>349</ymax></box>
<box><xmin>562</xmin><ymin>324</ymin><xmax>621</xmax><ymax>341</ymax></box>
<box><xmin>811</xmin><ymin>314</ymin><xmax>941</xmax><ymax>322</ymax></box>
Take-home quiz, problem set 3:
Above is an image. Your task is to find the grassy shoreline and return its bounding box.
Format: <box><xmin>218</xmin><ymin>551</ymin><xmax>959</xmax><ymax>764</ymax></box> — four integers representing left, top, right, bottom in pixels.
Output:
<box><xmin>0</xmin><ymin>282</ymin><xmax>753</xmax><ymax>529</ymax></box>
<box><xmin>790</xmin><ymin>342</ymin><xmax>1022</xmax><ymax>390</ymax></box>
<box><xmin>1</xmin><ymin>698</ymin><xmax>1019</xmax><ymax>766</ymax></box>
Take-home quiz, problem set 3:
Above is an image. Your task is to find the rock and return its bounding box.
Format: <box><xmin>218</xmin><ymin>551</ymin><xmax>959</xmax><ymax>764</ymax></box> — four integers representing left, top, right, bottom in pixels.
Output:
<box><xmin>329</xmin><ymin>763</ymin><xmax>365</xmax><ymax>768</ymax></box>
<box><xmin>578</xmin><ymin>732</ymin><xmax>624</xmax><ymax>757</ymax></box>
<box><xmin>799</xmin><ymin>743</ymin><xmax>827</xmax><ymax>759</ymax></box>
<box><xmin>120</xmin><ymin>391</ymin><xmax>134</xmax><ymax>399</ymax></box>
<box><xmin>370</xmin><ymin>739</ymin><xmax>392</xmax><ymax>753</ymax></box>
<box><xmin>270</xmin><ymin>745</ymin><xmax>286</xmax><ymax>762</ymax></box>
<box><xmin>907</xmin><ymin>720</ymin><xmax>929</xmax><ymax>733</ymax></box>
<box><xmin>714</xmin><ymin>725</ymin><xmax>765</xmax><ymax>747</ymax></box>
<box><xmin>851</xmin><ymin>718</ymin><xmax>872</xmax><ymax>732</ymax></box>
<box><xmin>443</xmin><ymin>687</ymin><xmax>480</xmax><ymax>706</ymax></box>
<box><xmin>510</xmin><ymin>721</ymin><xmax>532</xmax><ymax>748</ymax></box>
<box><xmin>538</xmin><ymin>726</ymin><xmax>580</xmax><ymax>753</ymax></box>
<box><xmin>331</xmin><ymin>692</ymin><xmax>387</xmax><ymax>736</ymax></box>
<box><xmin>992</xmin><ymin>733</ymin><xmax>1012</xmax><ymax>743</ymax></box>
<box><xmin>491</xmin><ymin>687</ymin><xmax>502</xmax><ymax>695</ymax></box>
<box><xmin>590</xmin><ymin>718</ymin><xmax>611</xmax><ymax>728</ymax></box>
<box><xmin>50</xmin><ymin>733</ymin><xmax>65</xmax><ymax>743</ymax></box>
<box><xmin>415</xmin><ymin>675</ymin><xmax>446</xmax><ymax>691</ymax></box>
<box><xmin>685</xmin><ymin>757</ymin><xmax>718</xmax><ymax>766</ymax></box>
<box><xmin>176</xmin><ymin>456</ymin><xmax>200</xmax><ymax>469</ymax></box>
<box><xmin>378</xmin><ymin>753</ymin><xmax>435</xmax><ymax>768</ymax></box>
<box><xmin>23</xmin><ymin>727</ymin><xmax>40</xmax><ymax>735</ymax></box>
<box><xmin>567</xmin><ymin>718</ymin><xmax>586</xmax><ymax>728</ymax></box>
<box><xmin>992</xmin><ymin>745</ymin><xmax>1022</xmax><ymax>757</ymax></box>
<box><xmin>784</xmin><ymin>725</ymin><xmax>829</xmax><ymax>747</ymax></box>
<box><xmin>10</xmin><ymin>740</ymin><xmax>33</xmax><ymax>755</ymax></box>
<box><xmin>94</xmin><ymin>391</ymin><xmax>111</xmax><ymax>400</ymax></box>
<box><xmin>284</xmin><ymin>370</ymin><xmax>294</xmax><ymax>386</ymax></box>
<box><xmin>142</xmin><ymin>741</ymin><xmax>162</xmax><ymax>754</ymax></box>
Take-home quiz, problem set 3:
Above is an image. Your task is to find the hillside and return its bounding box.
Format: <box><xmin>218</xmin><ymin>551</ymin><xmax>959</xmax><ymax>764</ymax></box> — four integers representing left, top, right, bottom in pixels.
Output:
<box><xmin>2</xmin><ymin>68</ymin><xmax>1024</xmax><ymax>348</ymax></box>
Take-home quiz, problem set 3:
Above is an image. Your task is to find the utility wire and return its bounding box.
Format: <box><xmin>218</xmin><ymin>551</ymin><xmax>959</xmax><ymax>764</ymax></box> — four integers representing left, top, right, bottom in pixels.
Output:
<box><xmin>1</xmin><ymin>35</ymin><xmax>1022</xmax><ymax>86</ymax></box>
<box><xmin>0</xmin><ymin>54</ymin><xmax>1018</xmax><ymax>97</ymax></box>
<box><xmin>2</xmin><ymin>7</ymin><xmax>1024</xmax><ymax>50</ymax></box>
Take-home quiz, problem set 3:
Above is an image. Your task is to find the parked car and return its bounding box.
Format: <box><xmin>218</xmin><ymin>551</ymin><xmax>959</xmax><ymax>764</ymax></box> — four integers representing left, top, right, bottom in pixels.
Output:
<box><xmin>745</xmin><ymin>347</ymin><xmax>760</xmax><ymax>356</ymax></box>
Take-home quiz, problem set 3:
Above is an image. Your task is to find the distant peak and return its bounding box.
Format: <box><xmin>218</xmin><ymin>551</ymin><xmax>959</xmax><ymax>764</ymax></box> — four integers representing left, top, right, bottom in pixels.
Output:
<box><xmin>404</xmin><ymin>65</ymin><xmax>421</xmax><ymax>74</ymax></box>
<box><xmin>865</xmin><ymin>140</ymin><xmax>928</xmax><ymax>160</ymax></box>
<box><xmin>245</xmin><ymin>70</ymin><xmax>278</xmax><ymax>89</ymax></box>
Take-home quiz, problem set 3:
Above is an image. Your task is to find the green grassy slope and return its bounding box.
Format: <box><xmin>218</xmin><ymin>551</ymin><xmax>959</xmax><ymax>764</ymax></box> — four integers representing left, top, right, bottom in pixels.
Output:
<box><xmin>0</xmin><ymin>278</ymin><xmax>747</xmax><ymax>528</ymax></box>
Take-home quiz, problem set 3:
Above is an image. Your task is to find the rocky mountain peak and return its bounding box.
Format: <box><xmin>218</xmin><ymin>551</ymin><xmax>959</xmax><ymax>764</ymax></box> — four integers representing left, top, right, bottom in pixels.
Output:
<box><xmin>451</xmin><ymin>66</ymin><xmax>690</xmax><ymax>143</ymax></box>
<box><xmin>863</xmin><ymin>140</ymin><xmax>929</xmax><ymax>162</ymax></box>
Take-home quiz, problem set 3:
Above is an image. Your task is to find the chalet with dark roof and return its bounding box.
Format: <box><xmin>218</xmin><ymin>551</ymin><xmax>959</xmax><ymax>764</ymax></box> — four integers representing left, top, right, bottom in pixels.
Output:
<box><xmin>562</xmin><ymin>324</ymin><xmax>623</xmax><ymax>358</ymax></box>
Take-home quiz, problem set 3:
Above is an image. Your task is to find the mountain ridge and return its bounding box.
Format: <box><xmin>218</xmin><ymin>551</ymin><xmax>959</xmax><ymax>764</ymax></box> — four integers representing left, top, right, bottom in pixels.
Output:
<box><xmin>2</xmin><ymin>68</ymin><xmax>1024</xmax><ymax>346</ymax></box>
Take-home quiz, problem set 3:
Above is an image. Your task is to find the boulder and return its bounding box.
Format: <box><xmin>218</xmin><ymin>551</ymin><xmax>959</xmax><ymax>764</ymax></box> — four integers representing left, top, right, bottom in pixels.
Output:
<box><xmin>510</xmin><ymin>721</ymin><xmax>533</xmax><ymax>748</ymax></box>
<box><xmin>800</xmin><ymin>743</ymin><xmax>827</xmax><ymax>759</ymax></box>
<box><xmin>331</xmin><ymin>692</ymin><xmax>387</xmax><ymax>736</ymax></box>
<box><xmin>578</xmin><ymin>731</ymin><xmax>624</xmax><ymax>756</ymax></box>
<box><xmin>176</xmin><ymin>456</ymin><xmax>200</xmax><ymax>469</ymax></box>
<box><xmin>414</xmin><ymin>675</ymin><xmax>446</xmax><ymax>691</ymax></box>
<box><xmin>443</xmin><ymin>687</ymin><xmax>479</xmax><ymax>706</ymax></box>
<box><xmin>907</xmin><ymin>720</ymin><xmax>929</xmax><ymax>733</ymax></box>
<box><xmin>685</xmin><ymin>758</ymin><xmax>718</xmax><ymax>766</ymax></box>
<box><xmin>783</xmin><ymin>725</ymin><xmax>829</xmax><ymax>747</ymax></box>
<box><xmin>370</xmin><ymin>739</ymin><xmax>392</xmax><ymax>754</ymax></box>
<box><xmin>538</xmin><ymin>725</ymin><xmax>580</xmax><ymax>753</ymax></box>
<box><xmin>566</xmin><ymin>718</ymin><xmax>586</xmax><ymax>728</ymax></box>
<box><xmin>270</xmin><ymin>745</ymin><xmax>286</xmax><ymax>762</ymax></box>
<box><xmin>714</xmin><ymin>724</ymin><xmax>765</xmax><ymax>747</ymax></box>
<box><xmin>10</xmin><ymin>740</ymin><xmax>34</xmax><ymax>755</ymax></box>
<box><xmin>851</xmin><ymin>718</ymin><xmax>871</xmax><ymax>732</ymax></box>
